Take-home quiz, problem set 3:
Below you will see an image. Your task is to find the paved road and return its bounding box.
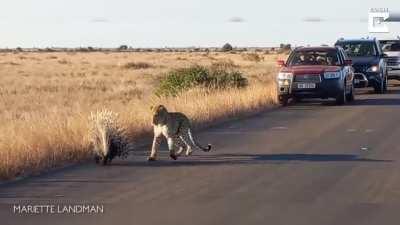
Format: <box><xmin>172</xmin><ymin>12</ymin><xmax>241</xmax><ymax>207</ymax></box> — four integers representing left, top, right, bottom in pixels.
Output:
<box><xmin>1</xmin><ymin>84</ymin><xmax>400</xmax><ymax>225</ymax></box>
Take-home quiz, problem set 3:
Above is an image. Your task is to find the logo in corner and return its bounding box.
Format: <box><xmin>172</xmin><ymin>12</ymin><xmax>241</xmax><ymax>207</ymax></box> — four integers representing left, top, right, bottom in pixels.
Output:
<box><xmin>369</xmin><ymin>8</ymin><xmax>389</xmax><ymax>33</ymax></box>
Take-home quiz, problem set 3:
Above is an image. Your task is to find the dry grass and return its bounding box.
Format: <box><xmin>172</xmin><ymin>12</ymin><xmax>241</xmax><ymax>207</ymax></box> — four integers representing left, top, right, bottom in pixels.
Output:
<box><xmin>0</xmin><ymin>52</ymin><xmax>282</xmax><ymax>179</ymax></box>
<box><xmin>122</xmin><ymin>62</ymin><xmax>153</xmax><ymax>70</ymax></box>
<box><xmin>241</xmin><ymin>53</ymin><xmax>264</xmax><ymax>62</ymax></box>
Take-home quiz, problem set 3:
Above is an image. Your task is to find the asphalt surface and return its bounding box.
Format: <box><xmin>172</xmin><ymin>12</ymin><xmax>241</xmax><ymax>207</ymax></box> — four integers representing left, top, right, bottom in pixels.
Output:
<box><xmin>1</xmin><ymin>83</ymin><xmax>400</xmax><ymax>225</ymax></box>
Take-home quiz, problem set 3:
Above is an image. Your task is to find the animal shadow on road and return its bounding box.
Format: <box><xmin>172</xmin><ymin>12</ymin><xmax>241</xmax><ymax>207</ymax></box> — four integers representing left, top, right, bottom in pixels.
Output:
<box><xmin>350</xmin><ymin>86</ymin><xmax>400</xmax><ymax>106</ymax></box>
<box><xmin>350</xmin><ymin>97</ymin><xmax>400</xmax><ymax>106</ymax></box>
<box><xmin>120</xmin><ymin>153</ymin><xmax>392</xmax><ymax>167</ymax></box>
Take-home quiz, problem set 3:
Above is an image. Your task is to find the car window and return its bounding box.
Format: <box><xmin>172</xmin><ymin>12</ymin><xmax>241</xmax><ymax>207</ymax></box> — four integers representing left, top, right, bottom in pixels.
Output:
<box><xmin>342</xmin><ymin>49</ymin><xmax>350</xmax><ymax>60</ymax></box>
<box><xmin>337</xmin><ymin>49</ymin><xmax>345</xmax><ymax>63</ymax></box>
<box><xmin>287</xmin><ymin>50</ymin><xmax>340</xmax><ymax>66</ymax></box>
<box><xmin>382</xmin><ymin>42</ymin><xmax>400</xmax><ymax>52</ymax></box>
<box><xmin>337</xmin><ymin>42</ymin><xmax>377</xmax><ymax>57</ymax></box>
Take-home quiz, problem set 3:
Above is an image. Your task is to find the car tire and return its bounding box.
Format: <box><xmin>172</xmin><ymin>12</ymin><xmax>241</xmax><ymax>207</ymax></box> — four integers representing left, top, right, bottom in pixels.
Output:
<box><xmin>94</xmin><ymin>155</ymin><xmax>100</xmax><ymax>164</ymax></box>
<box><xmin>383</xmin><ymin>74</ymin><xmax>388</xmax><ymax>93</ymax></box>
<box><xmin>279</xmin><ymin>97</ymin><xmax>289</xmax><ymax>106</ymax></box>
<box><xmin>336</xmin><ymin>85</ymin><xmax>346</xmax><ymax>105</ymax></box>
<box><xmin>346</xmin><ymin>84</ymin><xmax>355</xmax><ymax>102</ymax></box>
<box><xmin>374</xmin><ymin>73</ymin><xmax>385</xmax><ymax>94</ymax></box>
<box><xmin>293</xmin><ymin>96</ymin><xmax>302</xmax><ymax>103</ymax></box>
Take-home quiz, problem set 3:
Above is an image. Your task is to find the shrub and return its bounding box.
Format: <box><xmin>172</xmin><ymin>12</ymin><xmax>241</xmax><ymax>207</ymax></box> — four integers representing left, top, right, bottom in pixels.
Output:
<box><xmin>242</xmin><ymin>53</ymin><xmax>264</xmax><ymax>62</ymax></box>
<box><xmin>155</xmin><ymin>64</ymin><xmax>247</xmax><ymax>97</ymax></box>
<box><xmin>210</xmin><ymin>59</ymin><xmax>239</xmax><ymax>69</ymax></box>
<box><xmin>123</xmin><ymin>62</ymin><xmax>152</xmax><ymax>70</ymax></box>
<box><xmin>58</xmin><ymin>59</ymin><xmax>70</xmax><ymax>64</ymax></box>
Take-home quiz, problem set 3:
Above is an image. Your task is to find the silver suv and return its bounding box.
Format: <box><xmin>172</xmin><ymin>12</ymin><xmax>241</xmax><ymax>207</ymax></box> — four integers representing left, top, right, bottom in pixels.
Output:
<box><xmin>380</xmin><ymin>39</ymin><xmax>400</xmax><ymax>80</ymax></box>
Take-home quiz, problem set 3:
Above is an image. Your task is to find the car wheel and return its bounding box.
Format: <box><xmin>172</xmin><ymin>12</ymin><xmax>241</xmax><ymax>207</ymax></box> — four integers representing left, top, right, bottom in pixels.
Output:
<box><xmin>94</xmin><ymin>155</ymin><xmax>100</xmax><ymax>164</ymax></box>
<box><xmin>293</xmin><ymin>96</ymin><xmax>302</xmax><ymax>103</ymax></box>
<box><xmin>279</xmin><ymin>96</ymin><xmax>289</xmax><ymax>106</ymax></box>
<box><xmin>383</xmin><ymin>74</ymin><xmax>388</xmax><ymax>93</ymax></box>
<box><xmin>102</xmin><ymin>155</ymin><xmax>110</xmax><ymax>166</ymax></box>
<box><xmin>346</xmin><ymin>84</ymin><xmax>355</xmax><ymax>102</ymax></box>
<box><xmin>374</xmin><ymin>73</ymin><xmax>385</xmax><ymax>94</ymax></box>
<box><xmin>336</xmin><ymin>84</ymin><xmax>346</xmax><ymax>105</ymax></box>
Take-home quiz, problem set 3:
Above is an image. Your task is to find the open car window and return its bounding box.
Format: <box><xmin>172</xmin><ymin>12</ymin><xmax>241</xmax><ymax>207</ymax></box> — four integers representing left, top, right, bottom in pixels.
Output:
<box><xmin>337</xmin><ymin>42</ymin><xmax>377</xmax><ymax>57</ymax></box>
<box><xmin>287</xmin><ymin>50</ymin><xmax>341</xmax><ymax>66</ymax></box>
<box><xmin>382</xmin><ymin>42</ymin><xmax>400</xmax><ymax>52</ymax></box>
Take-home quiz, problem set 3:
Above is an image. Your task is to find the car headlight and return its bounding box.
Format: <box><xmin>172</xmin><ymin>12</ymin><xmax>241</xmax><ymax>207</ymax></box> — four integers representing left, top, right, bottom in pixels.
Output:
<box><xmin>324</xmin><ymin>71</ymin><xmax>341</xmax><ymax>79</ymax></box>
<box><xmin>367</xmin><ymin>65</ymin><xmax>379</xmax><ymax>72</ymax></box>
<box><xmin>277</xmin><ymin>72</ymin><xmax>293</xmax><ymax>80</ymax></box>
<box><xmin>278</xmin><ymin>80</ymin><xmax>291</xmax><ymax>86</ymax></box>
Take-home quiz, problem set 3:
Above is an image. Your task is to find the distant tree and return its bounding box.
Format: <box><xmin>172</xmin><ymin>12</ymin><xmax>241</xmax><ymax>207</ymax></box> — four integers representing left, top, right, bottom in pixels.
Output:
<box><xmin>279</xmin><ymin>43</ymin><xmax>292</xmax><ymax>51</ymax></box>
<box><xmin>16</xmin><ymin>47</ymin><xmax>23</xmax><ymax>52</ymax></box>
<box><xmin>45</xmin><ymin>47</ymin><xmax>55</xmax><ymax>52</ymax></box>
<box><xmin>119</xmin><ymin>45</ymin><xmax>128</xmax><ymax>51</ymax></box>
<box><xmin>222</xmin><ymin>43</ymin><xmax>233</xmax><ymax>52</ymax></box>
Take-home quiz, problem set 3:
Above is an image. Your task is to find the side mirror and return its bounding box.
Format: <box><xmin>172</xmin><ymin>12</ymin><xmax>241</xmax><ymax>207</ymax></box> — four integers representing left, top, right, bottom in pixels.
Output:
<box><xmin>344</xmin><ymin>59</ymin><xmax>352</xmax><ymax>66</ymax></box>
<box><xmin>277</xmin><ymin>60</ymin><xmax>286</xmax><ymax>67</ymax></box>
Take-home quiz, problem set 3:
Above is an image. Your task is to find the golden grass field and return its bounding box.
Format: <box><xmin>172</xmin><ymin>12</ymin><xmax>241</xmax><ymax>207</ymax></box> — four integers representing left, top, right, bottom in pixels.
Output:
<box><xmin>0</xmin><ymin>51</ymin><xmax>282</xmax><ymax>179</ymax></box>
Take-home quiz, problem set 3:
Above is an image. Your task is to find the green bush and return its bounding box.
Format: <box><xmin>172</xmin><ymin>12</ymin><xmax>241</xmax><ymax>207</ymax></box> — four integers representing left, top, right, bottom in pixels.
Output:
<box><xmin>155</xmin><ymin>64</ymin><xmax>247</xmax><ymax>97</ymax></box>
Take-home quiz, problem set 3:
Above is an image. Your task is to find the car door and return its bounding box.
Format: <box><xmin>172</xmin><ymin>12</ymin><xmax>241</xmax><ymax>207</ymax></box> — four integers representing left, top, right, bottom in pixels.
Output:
<box><xmin>339</xmin><ymin>49</ymin><xmax>354</xmax><ymax>90</ymax></box>
<box><xmin>376</xmin><ymin>40</ymin><xmax>387</xmax><ymax>77</ymax></box>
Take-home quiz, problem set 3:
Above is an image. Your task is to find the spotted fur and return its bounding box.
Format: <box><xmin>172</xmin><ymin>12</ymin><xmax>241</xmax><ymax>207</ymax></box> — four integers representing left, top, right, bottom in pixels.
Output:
<box><xmin>149</xmin><ymin>105</ymin><xmax>211</xmax><ymax>161</ymax></box>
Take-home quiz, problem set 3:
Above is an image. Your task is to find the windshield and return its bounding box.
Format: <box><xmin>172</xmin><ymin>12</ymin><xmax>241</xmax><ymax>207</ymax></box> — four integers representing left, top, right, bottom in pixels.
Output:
<box><xmin>287</xmin><ymin>50</ymin><xmax>340</xmax><ymax>66</ymax></box>
<box><xmin>336</xmin><ymin>42</ymin><xmax>377</xmax><ymax>57</ymax></box>
<box><xmin>381</xmin><ymin>41</ymin><xmax>400</xmax><ymax>52</ymax></box>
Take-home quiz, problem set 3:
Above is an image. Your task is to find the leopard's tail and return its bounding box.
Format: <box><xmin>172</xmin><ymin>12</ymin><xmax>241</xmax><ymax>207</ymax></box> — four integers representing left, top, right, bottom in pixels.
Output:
<box><xmin>188</xmin><ymin>128</ymin><xmax>212</xmax><ymax>152</ymax></box>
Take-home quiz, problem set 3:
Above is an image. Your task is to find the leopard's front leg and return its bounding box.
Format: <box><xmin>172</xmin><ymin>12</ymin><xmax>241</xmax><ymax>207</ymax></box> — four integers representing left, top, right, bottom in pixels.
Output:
<box><xmin>149</xmin><ymin>131</ymin><xmax>162</xmax><ymax>161</ymax></box>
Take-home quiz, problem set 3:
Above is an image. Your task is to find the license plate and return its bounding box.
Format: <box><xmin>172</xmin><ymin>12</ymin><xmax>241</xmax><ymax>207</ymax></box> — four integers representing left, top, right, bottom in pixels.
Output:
<box><xmin>354</xmin><ymin>79</ymin><xmax>360</xmax><ymax>84</ymax></box>
<box><xmin>297</xmin><ymin>83</ymin><xmax>316</xmax><ymax>89</ymax></box>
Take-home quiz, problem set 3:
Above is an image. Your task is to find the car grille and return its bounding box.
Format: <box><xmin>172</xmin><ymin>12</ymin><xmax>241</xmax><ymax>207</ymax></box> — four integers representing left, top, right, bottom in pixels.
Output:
<box><xmin>386</xmin><ymin>57</ymin><xmax>400</xmax><ymax>66</ymax></box>
<box><xmin>294</xmin><ymin>74</ymin><xmax>321</xmax><ymax>83</ymax></box>
<box><xmin>352</xmin><ymin>65</ymin><xmax>368</xmax><ymax>73</ymax></box>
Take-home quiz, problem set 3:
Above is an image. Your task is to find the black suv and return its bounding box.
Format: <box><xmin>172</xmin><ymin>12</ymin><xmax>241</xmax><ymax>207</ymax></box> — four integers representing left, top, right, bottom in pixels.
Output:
<box><xmin>335</xmin><ymin>38</ymin><xmax>388</xmax><ymax>93</ymax></box>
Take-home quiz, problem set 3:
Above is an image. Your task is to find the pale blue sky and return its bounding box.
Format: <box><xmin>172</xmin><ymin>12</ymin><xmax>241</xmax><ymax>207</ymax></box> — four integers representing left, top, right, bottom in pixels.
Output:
<box><xmin>0</xmin><ymin>0</ymin><xmax>399</xmax><ymax>48</ymax></box>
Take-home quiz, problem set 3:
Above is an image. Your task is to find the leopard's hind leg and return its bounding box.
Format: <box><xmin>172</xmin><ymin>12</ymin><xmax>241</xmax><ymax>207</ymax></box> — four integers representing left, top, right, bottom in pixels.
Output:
<box><xmin>175</xmin><ymin>136</ymin><xmax>187</xmax><ymax>156</ymax></box>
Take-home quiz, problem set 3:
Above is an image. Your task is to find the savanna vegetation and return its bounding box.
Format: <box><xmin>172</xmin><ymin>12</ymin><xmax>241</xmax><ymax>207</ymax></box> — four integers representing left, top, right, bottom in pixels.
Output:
<box><xmin>0</xmin><ymin>51</ymin><xmax>282</xmax><ymax>179</ymax></box>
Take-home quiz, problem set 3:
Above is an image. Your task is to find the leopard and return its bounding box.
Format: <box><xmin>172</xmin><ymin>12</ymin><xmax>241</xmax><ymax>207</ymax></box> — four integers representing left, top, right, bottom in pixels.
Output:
<box><xmin>149</xmin><ymin>105</ymin><xmax>211</xmax><ymax>161</ymax></box>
